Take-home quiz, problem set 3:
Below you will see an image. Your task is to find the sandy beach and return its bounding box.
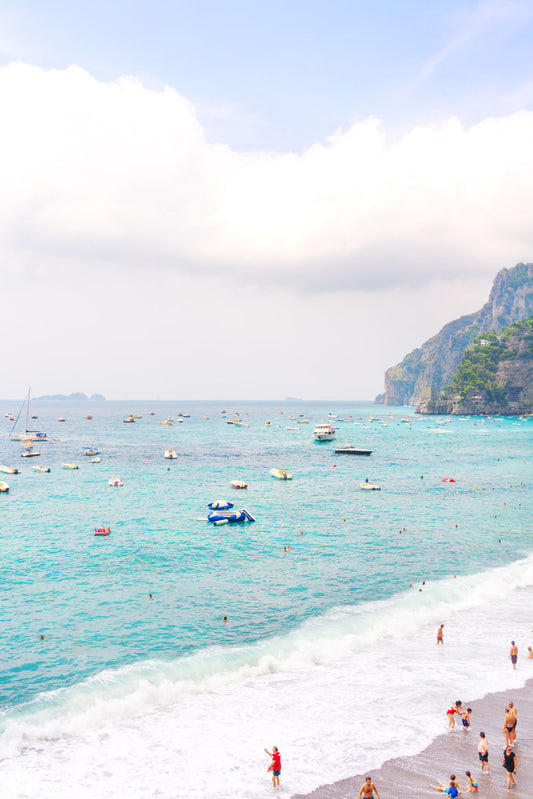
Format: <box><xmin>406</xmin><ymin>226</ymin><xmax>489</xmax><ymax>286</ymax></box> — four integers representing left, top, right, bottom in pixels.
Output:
<box><xmin>293</xmin><ymin>678</ymin><xmax>533</xmax><ymax>799</ymax></box>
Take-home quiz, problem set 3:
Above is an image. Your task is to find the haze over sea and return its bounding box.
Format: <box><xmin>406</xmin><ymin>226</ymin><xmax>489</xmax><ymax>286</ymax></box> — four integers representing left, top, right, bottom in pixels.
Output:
<box><xmin>1</xmin><ymin>400</ymin><xmax>532</xmax><ymax>799</ymax></box>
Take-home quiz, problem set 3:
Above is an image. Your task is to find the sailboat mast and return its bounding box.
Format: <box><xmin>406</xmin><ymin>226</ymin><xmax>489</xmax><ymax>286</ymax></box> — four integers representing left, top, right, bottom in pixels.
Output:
<box><xmin>26</xmin><ymin>386</ymin><xmax>30</xmax><ymax>433</ymax></box>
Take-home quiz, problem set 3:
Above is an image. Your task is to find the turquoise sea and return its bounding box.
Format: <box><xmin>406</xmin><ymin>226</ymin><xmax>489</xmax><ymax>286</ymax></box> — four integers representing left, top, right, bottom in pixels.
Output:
<box><xmin>1</xmin><ymin>400</ymin><xmax>532</xmax><ymax>798</ymax></box>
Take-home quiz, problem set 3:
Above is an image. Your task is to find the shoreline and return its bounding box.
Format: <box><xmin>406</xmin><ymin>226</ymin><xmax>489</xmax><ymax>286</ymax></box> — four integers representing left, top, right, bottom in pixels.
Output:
<box><xmin>293</xmin><ymin>677</ymin><xmax>533</xmax><ymax>799</ymax></box>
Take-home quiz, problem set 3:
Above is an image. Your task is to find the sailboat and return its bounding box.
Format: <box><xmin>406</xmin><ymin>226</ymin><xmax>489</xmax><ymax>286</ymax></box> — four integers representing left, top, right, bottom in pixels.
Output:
<box><xmin>10</xmin><ymin>387</ymin><xmax>49</xmax><ymax>442</ymax></box>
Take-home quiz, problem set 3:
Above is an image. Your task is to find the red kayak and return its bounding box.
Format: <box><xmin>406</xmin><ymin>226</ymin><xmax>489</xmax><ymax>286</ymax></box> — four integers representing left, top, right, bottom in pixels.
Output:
<box><xmin>94</xmin><ymin>527</ymin><xmax>111</xmax><ymax>536</ymax></box>
<box><xmin>442</xmin><ymin>477</ymin><xmax>456</xmax><ymax>483</ymax></box>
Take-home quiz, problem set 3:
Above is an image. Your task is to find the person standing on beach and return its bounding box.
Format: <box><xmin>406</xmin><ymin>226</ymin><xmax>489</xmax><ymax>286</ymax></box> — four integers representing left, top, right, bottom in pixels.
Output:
<box><xmin>502</xmin><ymin>746</ymin><xmax>517</xmax><ymax>788</ymax></box>
<box><xmin>264</xmin><ymin>746</ymin><xmax>281</xmax><ymax>788</ymax></box>
<box><xmin>508</xmin><ymin>701</ymin><xmax>517</xmax><ymax>744</ymax></box>
<box><xmin>437</xmin><ymin>624</ymin><xmax>444</xmax><ymax>644</ymax></box>
<box><xmin>503</xmin><ymin>707</ymin><xmax>514</xmax><ymax>747</ymax></box>
<box><xmin>478</xmin><ymin>732</ymin><xmax>490</xmax><ymax>773</ymax></box>
<box><xmin>509</xmin><ymin>641</ymin><xmax>518</xmax><ymax>669</ymax></box>
<box><xmin>359</xmin><ymin>776</ymin><xmax>381</xmax><ymax>799</ymax></box>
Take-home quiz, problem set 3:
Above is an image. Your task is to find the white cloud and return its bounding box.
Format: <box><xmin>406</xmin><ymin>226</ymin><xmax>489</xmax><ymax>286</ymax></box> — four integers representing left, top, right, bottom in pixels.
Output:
<box><xmin>1</xmin><ymin>62</ymin><xmax>532</xmax><ymax>297</ymax></box>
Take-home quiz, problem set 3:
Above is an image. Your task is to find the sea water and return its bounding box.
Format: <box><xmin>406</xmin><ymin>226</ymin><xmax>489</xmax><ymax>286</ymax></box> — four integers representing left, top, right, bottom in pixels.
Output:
<box><xmin>0</xmin><ymin>401</ymin><xmax>531</xmax><ymax>798</ymax></box>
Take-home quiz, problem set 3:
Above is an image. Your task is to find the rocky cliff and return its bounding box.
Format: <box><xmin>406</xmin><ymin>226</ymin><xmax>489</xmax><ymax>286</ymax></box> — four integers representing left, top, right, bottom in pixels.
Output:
<box><xmin>378</xmin><ymin>263</ymin><xmax>533</xmax><ymax>405</ymax></box>
<box><xmin>416</xmin><ymin>316</ymin><xmax>533</xmax><ymax>415</ymax></box>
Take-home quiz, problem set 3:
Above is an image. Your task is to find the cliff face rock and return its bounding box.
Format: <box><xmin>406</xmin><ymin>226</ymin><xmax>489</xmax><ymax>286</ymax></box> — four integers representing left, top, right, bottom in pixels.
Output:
<box><xmin>417</xmin><ymin>318</ymin><xmax>533</xmax><ymax>415</ymax></box>
<box><xmin>378</xmin><ymin>263</ymin><xmax>533</xmax><ymax>405</ymax></box>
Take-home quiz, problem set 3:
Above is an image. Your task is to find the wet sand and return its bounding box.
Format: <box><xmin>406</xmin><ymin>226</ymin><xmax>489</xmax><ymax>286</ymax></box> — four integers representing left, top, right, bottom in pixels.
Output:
<box><xmin>293</xmin><ymin>678</ymin><xmax>532</xmax><ymax>799</ymax></box>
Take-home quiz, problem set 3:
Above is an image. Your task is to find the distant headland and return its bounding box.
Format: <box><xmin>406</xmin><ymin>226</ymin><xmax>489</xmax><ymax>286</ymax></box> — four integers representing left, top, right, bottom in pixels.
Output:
<box><xmin>34</xmin><ymin>392</ymin><xmax>106</xmax><ymax>401</ymax></box>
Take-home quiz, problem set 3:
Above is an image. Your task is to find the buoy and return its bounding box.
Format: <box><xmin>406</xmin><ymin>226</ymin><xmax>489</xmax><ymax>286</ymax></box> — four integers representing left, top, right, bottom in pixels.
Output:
<box><xmin>333</xmin><ymin>464</ymin><xmax>337</xmax><ymax>467</ymax></box>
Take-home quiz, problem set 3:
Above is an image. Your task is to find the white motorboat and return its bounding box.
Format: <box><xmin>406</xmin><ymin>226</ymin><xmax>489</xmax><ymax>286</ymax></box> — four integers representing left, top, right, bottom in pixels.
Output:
<box><xmin>0</xmin><ymin>481</ymin><xmax>9</xmax><ymax>492</ymax></box>
<box><xmin>57</xmin><ymin>417</ymin><xmax>66</xmax><ymax>422</ymax></box>
<box><xmin>360</xmin><ymin>480</ymin><xmax>381</xmax><ymax>490</ymax></box>
<box><xmin>164</xmin><ymin>448</ymin><xmax>178</xmax><ymax>459</ymax></box>
<box><xmin>334</xmin><ymin>446</ymin><xmax>372</xmax><ymax>455</ymax></box>
<box><xmin>0</xmin><ymin>465</ymin><xmax>20</xmax><ymax>474</ymax></box>
<box><xmin>313</xmin><ymin>423</ymin><xmax>335</xmax><ymax>441</ymax></box>
<box><xmin>33</xmin><ymin>465</ymin><xmax>51</xmax><ymax>473</ymax></box>
<box><xmin>160</xmin><ymin>418</ymin><xmax>173</xmax><ymax>426</ymax></box>
<box><xmin>270</xmin><ymin>468</ymin><xmax>293</xmax><ymax>480</ymax></box>
<box><xmin>109</xmin><ymin>475</ymin><xmax>123</xmax><ymax>486</ymax></box>
<box><xmin>230</xmin><ymin>480</ymin><xmax>248</xmax><ymax>489</ymax></box>
<box><xmin>89</xmin><ymin>456</ymin><xmax>101</xmax><ymax>463</ymax></box>
<box><xmin>84</xmin><ymin>448</ymin><xmax>100</xmax><ymax>456</ymax></box>
<box><xmin>123</xmin><ymin>415</ymin><xmax>135</xmax><ymax>423</ymax></box>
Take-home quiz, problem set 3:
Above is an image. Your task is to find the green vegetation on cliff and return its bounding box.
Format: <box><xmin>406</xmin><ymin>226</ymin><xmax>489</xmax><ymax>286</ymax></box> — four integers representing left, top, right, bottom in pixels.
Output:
<box><xmin>443</xmin><ymin>315</ymin><xmax>533</xmax><ymax>403</ymax></box>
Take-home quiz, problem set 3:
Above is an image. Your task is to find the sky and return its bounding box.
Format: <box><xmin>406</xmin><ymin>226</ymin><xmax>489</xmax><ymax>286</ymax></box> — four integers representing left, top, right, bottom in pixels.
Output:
<box><xmin>1</xmin><ymin>0</ymin><xmax>533</xmax><ymax>400</ymax></box>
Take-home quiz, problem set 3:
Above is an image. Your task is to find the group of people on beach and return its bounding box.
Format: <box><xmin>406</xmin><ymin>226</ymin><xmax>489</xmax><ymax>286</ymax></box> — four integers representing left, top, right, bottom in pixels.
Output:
<box><xmin>436</xmin><ymin>698</ymin><xmax>519</xmax><ymax>791</ymax></box>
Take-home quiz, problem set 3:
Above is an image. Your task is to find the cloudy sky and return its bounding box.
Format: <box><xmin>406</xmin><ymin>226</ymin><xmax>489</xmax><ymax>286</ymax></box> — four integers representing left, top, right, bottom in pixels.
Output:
<box><xmin>1</xmin><ymin>0</ymin><xmax>533</xmax><ymax>400</ymax></box>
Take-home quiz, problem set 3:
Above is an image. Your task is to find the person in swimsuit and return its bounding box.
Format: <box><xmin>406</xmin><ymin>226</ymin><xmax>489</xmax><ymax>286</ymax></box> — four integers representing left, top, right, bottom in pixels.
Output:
<box><xmin>528</xmin><ymin>646</ymin><xmax>533</xmax><ymax>658</ymax></box>
<box><xmin>478</xmin><ymin>731</ymin><xmax>490</xmax><ymax>773</ymax></box>
<box><xmin>447</xmin><ymin>700</ymin><xmax>463</xmax><ymax>728</ymax></box>
<box><xmin>503</xmin><ymin>707</ymin><xmax>514</xmax><ymax>747</ymax></box>
<box><xmin>359</xmin><ymin>776</ymin><xmax>380</xmax><ymax>799</ymax></box>
<box><xmin>502</xmin><ymin>746</ymin><xmax>517</xmax><ymax>788</ymax></box>
<box><xmin>437</xmin><ymin>624</ymin><xmax>444</xmax><ymax>645</ymax></box>
<box><xmin>509</xmin><ymin>641</ymin><xmax>518</xmax><ymax>669</ymax></box>
<box><xmin>264</xmin><ymin>746</ymin><xmax>281</xmax><ymax>788</ymax></box>
<box><xmin>461</xmin><ymin>708</ymin><xmax>472</xmax><ymax>729</ymax></box>
<box><xmin>465</xmin><ymin>771</ymin><xmax>478</xmax><ymax>792</ymax></box>
<box><xmin>430</xmin><ymin>779</ymin><xmax>459</xmax><ymax>797</ymax></box>
<box><xmin>508</xmin><ymin>701</ymin><xmax>517</xmax><ymax>743</ymax></box>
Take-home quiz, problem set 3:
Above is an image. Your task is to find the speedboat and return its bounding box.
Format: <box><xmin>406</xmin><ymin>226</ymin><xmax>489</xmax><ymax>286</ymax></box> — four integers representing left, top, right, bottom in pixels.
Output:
<box><xmin>109</xmin><ymin>475</ymin><xmax>123</xmax><ymax>486</ymax></box>
<box><xmin>57</xmin><ymin>417</ymin><xmax>66</xmax><ymax>422</ymax></box>
<box><xmin>360</xmin><ymin>480</ymin><xmax>381</xmax><ymax>490</ymax></box>
<box><xmin>85</xmin><ymin>414</ymin><xmax>93</xmax><ymax>420</ymax></box>
<box><xmin>230</xmin><ymin>480</ymin><xmax>248</xmax><ymax>489</ymax></box>
<box><xmin>164</xmin><ymin>448</ymin><xmax>178</xmax><ymax>459</ymax></box>
<box><xmin>270</xmin><ymin>468</ymin><xmax>293</xmax><ymax>480</ymax></box>
<box><xmin>33</xmin><ymin>465</ymin><xmax>51</xmax><ymax>473</ymax></box>
<box><xmin>313</xmin><ymin>423</ymin><xmax>335</xmax><ymax>441</ymax></box>
<box><xmin>123</xmin><ymin>416</ymin><xmax>135</xmax><ymax>423</ymax></box>
<box><xmin>21</xmin><ymin>447</ymin><xmax>41</xmax><ymax>457</ymax></box>
<box><xmin>0</xmin><ymin>481</ymin><xmax>9</xmax><ymax>492</ymax></box>
<box><xmin>84</xmin><ymin>448</ymin><xmax>100</xmax><ymax>456</ymax></box>
<box><xmin>334</xmin><ymin>446</ymin><xmax>372</xmax><ymax>455</ymax></box>
<box><xmin>0</xmin><ymin>465</ymin><xmax>20</xmax><ymax>474</ymax></box>
<box><xmin>62</xmin><ymin>463</ymin><xmax>79</xmax><ymax>470</ymax></box>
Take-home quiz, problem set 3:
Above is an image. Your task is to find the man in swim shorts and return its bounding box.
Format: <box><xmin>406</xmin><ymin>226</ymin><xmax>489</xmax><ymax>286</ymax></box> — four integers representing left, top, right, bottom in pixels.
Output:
<box><xmin>478</xmin><ymin>731</ymin><xmax>490</xmax><ymax>772</ymax></box>
<box><xmin>509</xmin><ymin>641</ymin><xmax>518</xmax><ymax>669</ymax></box>
<box><xmin>264</xmin><ymin>746</ymin><xmax>281</xmax><ymax>788</ymax></box>
<box><xmin>359</xmin><ymin>776</ymin><xmax>380</xmax><ymax>799</ymax></box>
<box><xmin>437</xmin><ymin>624</ymin><xmax>444</xmax><ymax>645</ymax></box>
<box><xmin>508</xmin><ymin>701</ymin><xmax>517</xmax><ymax>743</ymax></box>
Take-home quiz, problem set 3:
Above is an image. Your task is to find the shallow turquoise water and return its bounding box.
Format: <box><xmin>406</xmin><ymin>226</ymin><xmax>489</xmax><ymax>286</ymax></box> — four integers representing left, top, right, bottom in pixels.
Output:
<box><xmin>1</xmin><ymin>400</ymin><xmax>531</xmax><ymax>715</ymax></box>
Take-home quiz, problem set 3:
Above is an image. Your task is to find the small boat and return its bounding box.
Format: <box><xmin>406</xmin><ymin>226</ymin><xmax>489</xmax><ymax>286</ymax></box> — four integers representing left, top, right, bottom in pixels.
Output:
<box><xmin>84</xmin><ymin>448</ymin><xmax>100</xmax><ymax>456</ymax></box>
<box><xmin>208</xmin><ymin>500</ymin><xmax>234</xmax><ymax>510</ymax></box>
<box><xmin>89</xmin><ymin>456</ymin><xmax>101</xmax><ymax>463</ymax></box>
<box><xmin>31</xmin><ymin>414</ymin><xmax>38</xmax><ymax>419</ymax></box>
<box><xmin>265</xmin><ymin>420</ymin><xmax>272</xmax><ymax>426</ymax></box>
<box><xmin>271</xmin><ymin>468</ymin><xmax>293</xmax><ymax>480</ymax></box>
<box><xmin>0</xmin><ymin>465</ymin><xmax>20</xmax><ymax>474</ymax></box>
<box><xmin>160</xmin><ymin>418</ymin><xmax>173</xmax><ymax>426</ymax></box>
<box><xmin>0</xmin><ymin>481</ymin><xmax>9</xmax><ymax>492</ymax></box>
<box><xmin>360</xmin><ymin>480</ymin><xmax>381</xmax><ymax>490</ymax></box>
<box><xmin>123</xmin><ymin>416</ymin><xmax>135</xmax><ymax>423</ymax></box>
<box><xmin>5</xmin><ymin>412</ymin><xmax>14</xmax><ymax>420</ymax></box>
<box><xmin>33</xmin><ymin>465</ymin><xmax>51</xmax><ymax>473</ymax></box>
<box><xmin>94</xmin><ymin>526</ymin><xmax>111</xmax><ymax>536</ymax></box>
<box><xmin>57</xmin><ymin>417</ymin><xmax>66</xmax><ymax>422</ymax></box>
<box><xmin>109</xmin><ymin>475</ymin><xmax>123</xmax><ymax>486</ymax></box>
<box><xmin>442</xmin><ymin>477</ymin><xmax>456</xmax><ymax>483</ymax></box>
<box><xmin>62</xmin><ymin>463</ymin><xmax>79</xmax><ymax>470</ymax></box>
<box><xmin>85</xmin><ymin>414</ymin><xmax>93</xmax><ymax>420</ymax></box>
<box><xmin>313</xmin><ymin>423</ymin><xmax>335</xmax><ymax>442</ymax></box>
<box><xmin>230</xmin><ymin>480</ymin><xmax>248</xmax><ymax>489</ymax></box>
<box><xmin>21</xmin><ymin>447</ymin><xmax>41</xmax><ymax>457</ymax></box>
<box><xmin>149</xmin><ymin>411</ymin><xmax>155</xmax><ymax>415</ymax></box>
<box><xmin>164</xmin><ymin>448</ymin><xmax>178</xmax><ymax>459</ymax></box>
<box><xmin>334</xmin><ymin>446</ymin><xmax>373</xmax><ymax>455</ymax></box>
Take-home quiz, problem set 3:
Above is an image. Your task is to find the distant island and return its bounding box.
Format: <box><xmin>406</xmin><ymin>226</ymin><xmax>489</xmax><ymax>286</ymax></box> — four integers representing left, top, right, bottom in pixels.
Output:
<box><xmin>34</xmin><ymin>392</ymin><xmax>106</xmax><ymax>401</ymax></box>
<box><xmin>376</xmin><ymin>262</ymin><xmax>533</xmax><ymax>415</ymax></box>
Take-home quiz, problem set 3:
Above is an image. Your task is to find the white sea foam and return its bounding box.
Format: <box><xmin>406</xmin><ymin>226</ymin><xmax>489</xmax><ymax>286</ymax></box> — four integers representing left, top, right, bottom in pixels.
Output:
<box><xmin>1</xmin><ymin>555</ymin><xmax>533</xmax><ymax>797</ymax></box>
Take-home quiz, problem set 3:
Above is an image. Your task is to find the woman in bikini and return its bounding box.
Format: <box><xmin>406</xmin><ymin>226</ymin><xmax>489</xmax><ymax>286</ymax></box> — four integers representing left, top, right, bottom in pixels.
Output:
<box><xmin>446</xmin><ymin>700</ymin><xmax>463</xmax><ymax>728</ymax></box>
